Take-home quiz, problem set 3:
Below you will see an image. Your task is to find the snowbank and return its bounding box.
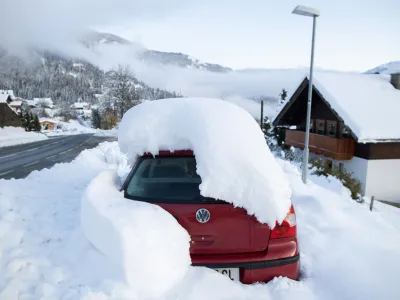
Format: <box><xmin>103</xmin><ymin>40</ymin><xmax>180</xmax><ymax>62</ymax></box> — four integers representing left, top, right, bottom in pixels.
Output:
<box><xmin>43</xmin><ymin>119</ymin><xmax>97</xmax><ymax>136</ymax></box>
<box><xmin>81</xmin><ymin>170</ymin><xmax>191</xmax><ymax>298</ymax></box>
<box><xmin>42</xmin><ymin>119</ymin><xmax>118</xmax><ymax>137</ymax></box>
<box><xmin>0</xmin><ymin>141</ymin><xmax>399</xmax><ymax>299</ymax></box>
<box><xmin>279</xmin><ymin>159</ymin><xmax>400</xmax><ymax>300</ymax></box>
<box><xmin>118</xmin><ymin>97</ymin><xmax>292</xmax><ymax>226</ymax></box>
<box><xmin>0</xmin><ymin>126</ymin><xmax>47</xmax><ymax>147</ymax></box>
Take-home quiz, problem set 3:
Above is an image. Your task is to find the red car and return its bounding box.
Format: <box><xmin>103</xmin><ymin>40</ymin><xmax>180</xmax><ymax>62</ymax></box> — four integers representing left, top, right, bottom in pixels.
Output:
<box><xmin>122</xmin><ymin>150</ymin><xmax>300</xmax><ymax>283</ymax></box>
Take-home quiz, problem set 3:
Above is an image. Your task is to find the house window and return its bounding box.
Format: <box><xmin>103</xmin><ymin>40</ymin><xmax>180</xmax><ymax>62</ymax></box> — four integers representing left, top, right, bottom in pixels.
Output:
<box><xmin>342</xmin><ymin>127</ymin><xmax>349</xmax><ymax>138</ymax></box>
<box><xmin>327</xmin><ymin>121</ymin><xmax>337</xmax><ymax>137</ymax></box>
<box><xmin>316</xmin><ymin>119</ymin><xmax>325</xmax><ymax>135</ymax></box>
<box><xmin>339</xmin><ymin>163</ymin><xmax>344</xmax><ymax>172</ymax></box>
<box><xmin>309</xmin><ymin>119</ymin><xmax>315</xmax><ymax>133</ymax></box>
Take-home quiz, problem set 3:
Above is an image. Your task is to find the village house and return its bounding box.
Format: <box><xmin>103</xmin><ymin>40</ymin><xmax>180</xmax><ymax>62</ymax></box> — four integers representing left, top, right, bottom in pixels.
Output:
<box><xmin>70</xmin><ymin>101</ymin><xmax>92</xmax><ymax>119</ymax></box>
<box><xmin>0</xmin><ymin>90</ymin><xmax>14</xmax><ymax>104</ymax></box>
<box><xmin>273</xmin><ymin>72</ymin><xmax>400</xmax><ymax>203</ymax></box>
<box><xmin>0</xmin><ymin>90</ymin><xmax>22</xmax><ymax>127</ymax></box>
<box><xmin>39</xmin><ymin>118</ymin><xmax>59</xmax><ymax>131</ymax></box>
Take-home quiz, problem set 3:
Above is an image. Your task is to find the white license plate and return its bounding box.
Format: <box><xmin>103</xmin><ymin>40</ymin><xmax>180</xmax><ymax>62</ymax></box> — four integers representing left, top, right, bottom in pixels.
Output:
<box><xmin>213</xmin><ymin>268</ymin><xmax>240</xmax><ymax>281</ymax></box>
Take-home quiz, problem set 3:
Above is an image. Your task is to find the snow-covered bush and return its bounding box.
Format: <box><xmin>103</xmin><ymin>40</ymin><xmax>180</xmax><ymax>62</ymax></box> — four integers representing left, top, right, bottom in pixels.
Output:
<box><xmin>310</xmin><ymin>157</ymin><xmax>362</xmax><ymax>201</ymax></box>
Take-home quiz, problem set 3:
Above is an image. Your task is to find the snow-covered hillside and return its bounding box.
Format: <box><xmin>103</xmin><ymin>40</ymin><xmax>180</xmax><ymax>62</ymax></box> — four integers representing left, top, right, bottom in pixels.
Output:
<box><xmin>82</xmin><ymin>31</ymin><xmax>232</xmax><ymax>72</ymax></box>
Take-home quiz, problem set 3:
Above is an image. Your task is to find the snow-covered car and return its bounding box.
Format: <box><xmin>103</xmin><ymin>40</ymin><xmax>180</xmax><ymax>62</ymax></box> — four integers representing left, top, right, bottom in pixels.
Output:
<box><xmin>115</xmin><ymin>97</ymin><xmax>298</xmax><ymax>284</ymax></box>
<box><xmin>121</xmin><ymin>149</ymin><xmax>299</xmax><ymax>283</ymax></box>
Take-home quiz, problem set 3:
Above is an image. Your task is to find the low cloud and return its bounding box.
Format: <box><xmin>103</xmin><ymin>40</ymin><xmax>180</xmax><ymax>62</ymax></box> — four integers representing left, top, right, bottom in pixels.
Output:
<box><xmin>1</xmin><ymin>0</ymin><xmax>306</xmax><ymax>117</ymax></box>
<box><xmin>0</xmin><ymin>0</ymin><xmax>190</xmax><ymax>52</ymax></box>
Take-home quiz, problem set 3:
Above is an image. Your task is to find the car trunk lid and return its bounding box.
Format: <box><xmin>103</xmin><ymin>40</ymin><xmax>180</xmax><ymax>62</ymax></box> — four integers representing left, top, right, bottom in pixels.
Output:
<box><xmin>156</xmin><ymin>202</ymin><xmax>270</xmax><ymax>255</ymax></box>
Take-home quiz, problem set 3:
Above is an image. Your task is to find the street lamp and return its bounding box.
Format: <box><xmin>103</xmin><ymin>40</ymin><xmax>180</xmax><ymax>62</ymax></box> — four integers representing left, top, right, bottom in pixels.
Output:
<box><xmin>292</xmin><ymin>5</ymin><xmax>320</xmax><ymax>184</ymax></box>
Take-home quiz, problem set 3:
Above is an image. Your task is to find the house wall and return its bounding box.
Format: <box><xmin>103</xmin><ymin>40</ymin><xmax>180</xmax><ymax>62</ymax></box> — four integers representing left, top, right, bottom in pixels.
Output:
<box><xmin>365</xmin><ymin>159</ymin><xmax>400</xmax><ymax>203</ymax></box>
<box><xmin>41</xmin><ymin>122</ymin><xmax>55</xmax><ymax>130</ymax></box>
<box><xmin>338</xmin><ymin>157</ymin><xmax>400</xmax><ymax>203</ymax></box>
<box><xmin>339</xmin><ymin>157</ymin><xmax>369</xmax><ymax>195</ymax></box>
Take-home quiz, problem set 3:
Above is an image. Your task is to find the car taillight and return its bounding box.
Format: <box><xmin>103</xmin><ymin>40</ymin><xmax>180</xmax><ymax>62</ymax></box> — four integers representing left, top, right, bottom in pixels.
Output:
<box><xmin>270</xmin><ymin>205</ymin><xmax>296</xmax><ymax>239</ymax></box>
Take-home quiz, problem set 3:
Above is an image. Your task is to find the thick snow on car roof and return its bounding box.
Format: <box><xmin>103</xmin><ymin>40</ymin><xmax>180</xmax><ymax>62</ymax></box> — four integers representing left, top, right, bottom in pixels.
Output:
<box><xmin>118</xmin><ymin>97</ymin><xmax>291</xmax><ymax>225</ymax></box>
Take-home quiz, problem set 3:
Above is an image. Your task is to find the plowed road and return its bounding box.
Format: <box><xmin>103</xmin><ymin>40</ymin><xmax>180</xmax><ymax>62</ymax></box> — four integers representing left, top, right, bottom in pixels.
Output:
<box><xmin>0</xmin><ymin>134</ymin><xmax>116</xmax><ymax>180</ymax></box>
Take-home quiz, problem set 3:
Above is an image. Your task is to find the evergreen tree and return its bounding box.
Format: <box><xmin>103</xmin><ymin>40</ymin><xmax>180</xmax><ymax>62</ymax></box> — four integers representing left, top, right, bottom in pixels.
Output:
<box><xmin>24</xmin><ymin>112</ymin><xmax>31</xmax><ymax>131</ymax></box>
<box><xmin>33</xmin><ymin>115</ymin><xmax>41</xmax><ymax>131</ymax></box>
<box><xmin>92</xmin><ymin>108</ymin><xmax>101</xmax><ymax>129</ymax></box>
<box><xmin>262</xmin><ymin>116</ymin><xmax>271</xmax><ymax>134</ymax></box>
<box><xmin>279</xmin><ymin>88</ymin><xmax>288</xmax><ymax>103</ymax></box>
<box><xmin>29</xmin><ymin>113</ymin><xmax>35</xmax><ymax>131</ymax></box>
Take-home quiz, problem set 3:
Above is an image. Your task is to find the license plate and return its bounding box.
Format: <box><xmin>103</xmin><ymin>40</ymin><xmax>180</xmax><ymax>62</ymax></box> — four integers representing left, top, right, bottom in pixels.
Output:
<box><xmin>213</xmin><ymin>268</ymin><xmax>240</xmax><ymax>281</ymax></box>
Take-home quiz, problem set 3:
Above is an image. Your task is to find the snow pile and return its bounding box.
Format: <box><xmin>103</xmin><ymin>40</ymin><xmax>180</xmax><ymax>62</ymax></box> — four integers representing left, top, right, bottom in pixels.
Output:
<box><xmin>279</xmin><ymin>159</ymin><xmax>400</xmax><ymax>300</ymax></box>
<box><xmin>81</xmin><ymin>170</ymin><xmax>191</xmax><ymax>298</ymax></box>
<box><xmin>42</xmin><ymin>119</ymin><xmax>118</xmax><ymax>137</ymax></box>
<box><xmin>0</xmin><ymin>126</ymin><xmax>47</xmax><ymax>147</ymax></box>
<box><xmin>118</xmin><ymin>97</ymin><xmax>292</xmax><ymax>226</ymax></box>
<box><xmin>44</xmin><ymin>119</ymin><xmax>97</xmax><ymax>136</ymax></box>
<box><xmin>0</xmin><ymin>141</ymin><xmax>400</xmax><ymax>299</ymax></box>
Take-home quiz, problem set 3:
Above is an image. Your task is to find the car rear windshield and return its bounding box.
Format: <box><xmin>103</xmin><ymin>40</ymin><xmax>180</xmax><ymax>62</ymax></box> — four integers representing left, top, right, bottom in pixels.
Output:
<box><xmin>125</xmin><ymin>156</ymin><xmax>225</xmax><ymax>204</ymax></box>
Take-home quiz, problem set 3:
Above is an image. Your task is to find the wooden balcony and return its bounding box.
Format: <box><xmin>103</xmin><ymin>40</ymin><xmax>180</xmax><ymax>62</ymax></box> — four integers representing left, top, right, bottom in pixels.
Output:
<box><xmin>285</xmin><ymin>130</ymin><xmax>355</xmax><ymax>160</ymax></box>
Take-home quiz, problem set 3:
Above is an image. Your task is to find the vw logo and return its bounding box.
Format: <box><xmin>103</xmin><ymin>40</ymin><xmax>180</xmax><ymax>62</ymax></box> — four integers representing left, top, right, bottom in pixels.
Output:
<box><xmin>196</xmin><ymin>208</ymin><xmax>210</xmax><ymax>223</ymax></box>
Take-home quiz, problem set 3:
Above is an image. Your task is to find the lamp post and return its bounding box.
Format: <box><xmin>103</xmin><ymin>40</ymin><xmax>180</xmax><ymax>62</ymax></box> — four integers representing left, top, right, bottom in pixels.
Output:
<box><xmin>292</xmin><ymin>5</ymin><xmax>320</xmax><ymax>184</ymax></box>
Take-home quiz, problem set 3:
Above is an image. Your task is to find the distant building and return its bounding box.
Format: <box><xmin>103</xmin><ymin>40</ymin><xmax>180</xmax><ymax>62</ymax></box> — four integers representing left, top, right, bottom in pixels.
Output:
<box><xmin>8</xmin><ymin>99</ymin><xmax>23</xmax><ymax>113</ymax></box>
<box><xmin>273</xmin><ymin>72</ymin><xmax>400</xmax><ymax>203</ymax></box>
<box><xmin>40</xmin><ymin>119</ymin><xmax>59</xmax><ymax>131</ymax></box>
<box><xmin>70</xmin><ymin>102</ymin><xmax>90</xmax><ymax>110</ymax></box>
<box><xmin>0</xmin><ymin>90</ymin><xmax>14</xmax><ymax>104</ymax></box>
<box><xmin>0</xmin><ymin>103</ymin><xmax>22</xmax><ymax>127</ymax></box>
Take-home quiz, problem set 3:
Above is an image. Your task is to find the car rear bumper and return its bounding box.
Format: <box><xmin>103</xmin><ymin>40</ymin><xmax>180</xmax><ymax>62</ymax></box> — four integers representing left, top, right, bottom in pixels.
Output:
<box><xmin>192</xmin><ymin>254</ymin><xmax>300</xmax><ymax>283</ymax></box>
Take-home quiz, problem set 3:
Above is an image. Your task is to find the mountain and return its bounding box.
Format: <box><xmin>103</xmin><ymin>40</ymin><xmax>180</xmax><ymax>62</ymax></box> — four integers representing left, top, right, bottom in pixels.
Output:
<box><xmin>0</xmin><ymin>50</ymin><xmax>181</xmax><ymax>106</ymax></box>
<box><xmin>81</xmin><ymin>31</ymin><xmax>132</xmax><ymax>47</ymax></box>
<box><xmin>82</xmin><ymin>31</ymin><xmax>232</xmax><ymax>73</ymax></box>
<box><xmin>140</xmin><ymin>50</ymin><xmax>232</xmax><ymax>72</ymax></box>
<box><xmin>365</xmin><ymin>61</ymin><xmax>400</xmax><ymax>75</ymax></box>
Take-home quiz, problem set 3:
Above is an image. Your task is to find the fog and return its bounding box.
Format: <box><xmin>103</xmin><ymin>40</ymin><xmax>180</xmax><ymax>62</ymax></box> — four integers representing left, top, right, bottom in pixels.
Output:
<box><xmin>1</xmin><ymin>0</ymin><xmax>190</xmax><ymax>51</ymax></box>
<box><xmin>1</xmin><ymin>0</ymin><xmax>308</xmax><ymax>118</ymax></box>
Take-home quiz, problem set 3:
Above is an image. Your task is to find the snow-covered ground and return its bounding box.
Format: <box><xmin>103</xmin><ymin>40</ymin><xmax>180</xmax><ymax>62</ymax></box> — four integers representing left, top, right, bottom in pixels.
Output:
<box><xmin>41</xmin><ymin>119</ymin><xmax>118</xmax><ymax>137</ymax></box>
<box><xmin>0</xmin><ymin>126</ymin><xmax>48</xmax><ymax>147</ymax></box>
<box><xmin>0</xmin><ymin>141</ymin><xmax>399</xmax><ymax>300</ymax></box>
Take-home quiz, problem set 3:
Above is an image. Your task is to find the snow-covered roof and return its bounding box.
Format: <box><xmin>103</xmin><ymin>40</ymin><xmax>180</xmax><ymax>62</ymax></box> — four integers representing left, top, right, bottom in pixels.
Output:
<box><xmin>9</xmin><ymin>101</ymin><xmax>22</xmax><ymax>106</ymax></box>
<box><xmin>0</xmin><ymin>90</ymin><xmax>14</xmax><ymax>103</ymax></box>
<box><xmin>0</xmin><ymin>94</ymin><xmax>11</xmax><ymax>103</ymax></box>
<box><xmin>39</xmin><ymin>118</ymin><xmax>58</xmax><ymax>124</ymax></box>
<box><xmin>276</xmin><ymin>72</ymin><xmax>400</xmax><ymax>143</ymax></box>
<box><xmin>0</xmin><ymin>90</ymin><xmax>14</xmax><ymax>97</ymax></box>
<box><xmin>118</xmin><ymin>97</ymin><xmax>292</xmax><ymax>226</ymax></box>
<box><xmin>33</xmin><ymin>98</ymin><xmax>53</xmax><ymax>106</ymax></box>
<box><xmin>71</xmin><ymin>102</ymin><xmax>89</xmax><ymax>109</ymax></box>
<box><xmin>23</xmin><ymin>99</ymin><xmax>36</xmax><ymax>107</ymax></box>
<box><xmin>365</xmin><ymin>61</ymin><xmax>400</xmax><ymax>75</ymax></box>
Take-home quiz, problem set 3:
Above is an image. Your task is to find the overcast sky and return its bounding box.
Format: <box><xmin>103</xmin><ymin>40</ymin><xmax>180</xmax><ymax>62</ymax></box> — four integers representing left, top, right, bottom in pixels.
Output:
<box><xmin>2</xmin><ymin>0</ymin><xmax>399</xmax><ymax>72</ymax></box>
<box><xmin>105</xmin><ymin>0</ymin><xmax>399</xmax><ymax>71</ymax></box>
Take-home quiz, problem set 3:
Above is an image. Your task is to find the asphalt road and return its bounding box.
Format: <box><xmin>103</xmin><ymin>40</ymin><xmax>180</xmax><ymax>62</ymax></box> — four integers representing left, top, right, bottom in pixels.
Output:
<box><xmin>0</xmin><ymin>134</ymin><xmax>117</xmax><ymax>180</ymax></box>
